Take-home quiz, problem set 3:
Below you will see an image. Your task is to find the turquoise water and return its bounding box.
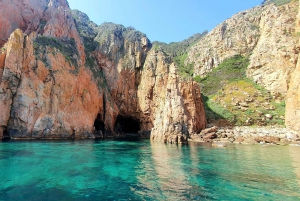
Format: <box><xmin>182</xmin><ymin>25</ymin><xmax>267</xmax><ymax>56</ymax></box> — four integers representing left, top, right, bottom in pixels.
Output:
<box><xmin>0</xmin><ymin>140</ymin><xmax>299</xmax><ymax>201</ymax></box>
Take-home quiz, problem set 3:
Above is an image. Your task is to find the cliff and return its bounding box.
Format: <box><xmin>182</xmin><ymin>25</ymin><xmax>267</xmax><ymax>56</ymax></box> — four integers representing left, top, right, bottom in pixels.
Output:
<box><xmin>181</xmin><ymin>0</ymin><xmax>300</xmax><ymax>133</ymax></box>
<box><xmin>2</xmin><ymin>0</ymin><xmax>300</xmax><ymax>140</ymax></box>
<box><xmin>286</xmin><ymin>0</ymin><xmax>300</xmax><ymax>132</ymax></box>
<box><xmin>186</xmin><ymin>1</ymin><xmax>299</xmax><ymax>94</ymax></box>
<box><xmin>0</xmin><ymin>0</ymin><xmax>206</xmax><ymax>143</ymax></box>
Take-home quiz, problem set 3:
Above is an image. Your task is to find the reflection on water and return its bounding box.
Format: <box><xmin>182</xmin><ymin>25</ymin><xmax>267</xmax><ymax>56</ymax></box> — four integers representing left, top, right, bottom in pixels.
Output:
<box><xmin>0</xmin><ymin>140</ymin><xmax>299</xmax><ymax>200</ymax></box>
<box><xmin>289</xmin><ymin>146</ymin><xmax>300</xmax><ymax>188</ymax></box>
<box><xmin>150</xmin><ymin>143</ymin><xmax>193</xmax><ymax>200</ymax></box>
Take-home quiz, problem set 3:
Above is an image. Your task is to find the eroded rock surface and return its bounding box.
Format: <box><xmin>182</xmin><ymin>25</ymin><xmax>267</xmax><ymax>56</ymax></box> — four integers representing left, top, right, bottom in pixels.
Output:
<box><xmin>0</xmin><ymin>2</ymin><xmax>206</xmax><ymax>142</ymax></box>
<box><xmin>187</xmin><ymin>2</ymin><xmax>299</xmax><ymax>95</ymax></box>
<box><xmin>185</xmin><ymin>0</ymin><xmax>300</xmax><ymax>134</ymax></box>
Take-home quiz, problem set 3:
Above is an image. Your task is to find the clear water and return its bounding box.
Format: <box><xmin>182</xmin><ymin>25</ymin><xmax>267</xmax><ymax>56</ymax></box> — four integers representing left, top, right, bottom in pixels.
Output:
<box><xmin>0</xmin><ymin>140</ymin><xmax>299</xmax><ymax>201</ymax></box>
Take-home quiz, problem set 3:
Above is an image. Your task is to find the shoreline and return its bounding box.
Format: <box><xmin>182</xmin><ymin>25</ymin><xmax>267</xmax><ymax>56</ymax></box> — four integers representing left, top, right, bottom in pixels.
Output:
<box><xmin>190</xmin><ymin>125</ymin><xmax>300</xmax><ymax>146</ymax></box>
<box><xmin>2</xmin><ymin>126</ymin><xmax>300</xmax><ymax>147</ymax></box>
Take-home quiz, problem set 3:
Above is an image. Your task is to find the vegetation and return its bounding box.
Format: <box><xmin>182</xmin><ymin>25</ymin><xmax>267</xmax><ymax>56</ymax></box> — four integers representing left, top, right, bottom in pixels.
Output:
<box><xmin>261</xmin><ymin>0</ymin><xmax>291</xmax><ymax>6</ymax></box>
<box><xmin>71</xmin><ymin>9</ymin><xmax>106</xmax><ymax>84</ymax></box>
<box><xmin>250</xmin><ymin>24</ymin><xmax>259</xmax><ymax>31</ymax></box>
<box><xmin>194</xmin><ymin>55</ymin><xmax>285</xmax><ymax>126</ymax></box>
<box><xmin>96</xmin><ymin>22</ymin><xmax>147</xmax><ymax>43</ymax></box>
<box><xmin>202</xmin><ymin>94</ymin><xmax>236</xmax><ymax>125</ymax></box>
<box><xmin>173</xmin><ymin>53</ymin><xmax>194</xmax><ymax>78</ymax></box>
<box><xmin>34</xmin><ymin>36</ymin><xmax>79</xmax><ymax>68</ymax></box>
<box><xmin>39</xmin><ymin>20</ymin><xmax>47</xmax><ymax>32</ymax></box>
<box><xmin>152</xmin><ymin>31</ymin><xmax>208</xmax><ymax>79</ymax></box>
<box><xmin>152</xmin><ymin>32</ymin><xmax>207</xmax><ymax>57</ymax></box>
<box><xmin>194</xmin><ymin>55</ymin><xmax>249</xmax><ymax>95</ymax></box>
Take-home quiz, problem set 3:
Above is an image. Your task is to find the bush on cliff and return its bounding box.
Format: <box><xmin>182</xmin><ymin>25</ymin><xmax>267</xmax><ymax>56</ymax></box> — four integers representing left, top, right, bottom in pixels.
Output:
<box><xmin>261</xmin><ymin>0</ymin><xmax>291</xmax><ymax>6</ymax></box>
<box><xmin>34</xmin><ymin>36</ymin><xmax>79</xmax><ymax>68</ymax></box>
<box><xmin>194</xmin><ymin>55</ymin><xmax>285</xmax><ymax>126</ymax></box>
<box><xmin>152</xmin><ymin>31</ymin><xmax>208</xmax><ymax>79</ymax></box>
<box><xmin>194</xmin><ymin>54</ymin><xmax>249</xmax><ymax>96</ymax></box>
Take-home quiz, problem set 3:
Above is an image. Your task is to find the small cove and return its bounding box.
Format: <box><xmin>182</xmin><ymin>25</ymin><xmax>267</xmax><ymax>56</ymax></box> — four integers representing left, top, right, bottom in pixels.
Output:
<box><xmin>0</xmin><ymin>139</ymin><xmax>299</xmax><ymax>200</ymax></box>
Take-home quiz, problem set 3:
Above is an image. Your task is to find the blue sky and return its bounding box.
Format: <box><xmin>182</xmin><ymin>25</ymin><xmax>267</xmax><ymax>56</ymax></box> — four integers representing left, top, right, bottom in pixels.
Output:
<box><xmin>68</xmin><ymin>0</ymin><xmax>263</xmax><ymax>43</ymax></box>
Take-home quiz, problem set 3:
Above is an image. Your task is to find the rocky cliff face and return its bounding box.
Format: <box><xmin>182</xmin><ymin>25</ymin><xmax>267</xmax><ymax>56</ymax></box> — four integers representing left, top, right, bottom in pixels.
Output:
<box><xmin>0</xmin><ymin>0</ymin><xmax>84</xmax><ymax>61</ymax></box>
<box><xmin>0</xmin><ymin>0</ymin><xmax>206</xmax><ymax>142</ymax></box>
<box><xmin>286</xmin><ymin>1</ymin><xmax>300</xmax><ymax>132</ymax></box>
<box><xmin>186</xmin><ymin>0</ymin><xmax>300</xmax><ymax>133</ymax></box>
<box><xmin>186</xmin><ymin>6</ymin><xmax>262</xmax><ymax>77</ymax></box>
<box><xmin>138</xmin><ymin>51</ymin><xmax>206</xmax><ymax>143</ymax></box>
<box><xmin>0</xmin><ymin>29</ymin><xmax>104</xmax><ymax>138</ymax></box>
<box><xmin>187</xmin><ymin>1</ymin><xmax>299</xmax><ymax>94</ymax></box>
<box><xmin>247</xmin><ymin>2</ymin><xmax>299</xmax><ymax>94</ymax></box>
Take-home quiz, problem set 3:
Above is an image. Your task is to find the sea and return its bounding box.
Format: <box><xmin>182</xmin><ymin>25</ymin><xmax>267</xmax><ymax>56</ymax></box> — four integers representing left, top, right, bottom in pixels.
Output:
<box><xmin>0</xmin><ymin>139</ymin><xmax>299</xmax><ymax>200</ymax></box>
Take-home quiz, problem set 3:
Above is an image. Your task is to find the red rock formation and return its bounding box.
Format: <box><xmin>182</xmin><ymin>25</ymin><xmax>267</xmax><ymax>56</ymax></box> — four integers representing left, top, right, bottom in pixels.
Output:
<box><xmin>0</xmin><ymin>1</ymin><xmax>206</xmax><ymax>142</ymax></box>
<box><xmin>0</xmin><ymin>0</ymin><xmax>84</xmax><ymax>62</ymax></box>
<box><xmin>0</xmin><ymin>30</ymin><xmax>105</xmax><ymax>138</ymax></box>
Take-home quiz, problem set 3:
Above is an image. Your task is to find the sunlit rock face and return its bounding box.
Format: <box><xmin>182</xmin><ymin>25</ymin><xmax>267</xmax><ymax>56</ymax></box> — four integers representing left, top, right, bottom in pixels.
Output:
<box><xmin>185</xmin><ymin>0</ymin><xmax>300</xmax><ymax>134</ymax></box>
<box><xmin>0</xmin><ymin>1</ymin><xmax>206</xmax><ymax>142</ymax></box>
<box><xmin>187</xmin><ymin>2</ymin><xmax>299</xmax><ymax>95</ymax></box>
<box><xmin>286</xmin><ymin>1</ymin><xmax>300</xmax><ymax>133</ymax></box>
<box><xmin>0</xmin><ymin>29</ymin><xmax>103</xmax><ymax>139</ymax></box>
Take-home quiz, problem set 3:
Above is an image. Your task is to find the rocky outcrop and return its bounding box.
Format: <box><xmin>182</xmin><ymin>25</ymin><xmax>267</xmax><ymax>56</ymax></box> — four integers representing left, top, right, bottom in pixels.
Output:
<box><xmin>187</xmin><ymin>1</ymin><xmax>299</xmax><ymax>95</ymax></box>
<box><xmin>139</xmin><ymin>52</ymin><xmax>206</xmax><ymax>143</ymax></box>
<box><xmin>247</xmin><ymin>2</ymin><xmax>299</xmax><ymax>94</ymax></box>
<box><xmin>186</xmin><ymin>6</ymin><xmax>262</xmax><ymax>76</ymax></box>
<box><xmin>0</xmin><ymin>29</ymin><xmax>104</xmax><ymax>138</ymax></box>
<box><xmin>285</xmin><ymin>49</ymin><xmax>300</xmax><ymax>132</ymax></box>
<box><xmin>185</xmin><ymin>0</ymin><xmax>300</xmax><ymax>134</ymax></box>
<box><xmin>286</xmin><ymin>1</ymin><xmax>300</xmax><ymax>132</ymax></box>
<box><xmin>90</xmin><ymin>24</ymin><xmax>206</xmax><ymax>143</ymax></box>
<box><xmin>190</xmin><ymin>126</ymin><xmax>300</xmax><ymax>146</ymax></box>
<box><xmin>0</xmin><ymin>1</ymin><xmax>206</xmax><ymax>142</ymax></box>
<box><xmin>0</xmin><ymin>0</ymin><xmax>84</xmax><ymax>61</ymax></box>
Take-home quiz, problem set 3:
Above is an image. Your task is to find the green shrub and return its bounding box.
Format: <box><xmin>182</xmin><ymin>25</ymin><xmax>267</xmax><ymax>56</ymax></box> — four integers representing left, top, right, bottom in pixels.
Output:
<box><xmin>34</xmin><ymin>36</ymin><xmax>79</xmax><ymax>67</ymax></box>
<box><xmin>250</xmin><ymin>24</ymin><xmax>259</xmax><ymax>31</ymax></box>
<box><xmin>193</xmin><ymin>54</ymin><xmax>286</xmax><ymax>126</ymax></box>
<box><xmin>152</xmin><ymin>31</ymin><xmax>208</xmax><ymax>58</ymax></box>
<box><xmin>194</xmin><ymin>54</ymin><xmax>249</xmax><ymax>96</ymax></box>
<box><xmin>173</xmin><ymin>53</ymin><xmax>195</xmax><ymax>77</ymax></box>
<box><xmin>39</xmin><ymin>20</ymin><xmax>47</xmax><ymax>30</ymax></box>
<box><xmin>261</xmin><ymin>0</ymin><xmax>291</xmax><ymax>6</ymax></box>
<box><xmin>202</xmin><ymin>94</ymin><xmax>235</xmax><ymax>123</ymax></box>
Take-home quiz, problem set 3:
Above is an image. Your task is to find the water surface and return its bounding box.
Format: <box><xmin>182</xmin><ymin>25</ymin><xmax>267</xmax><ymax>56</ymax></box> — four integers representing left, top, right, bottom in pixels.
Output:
<box><xmin>0</xmin><ymin>140</ymin><xmax>299</xmax><ymax>200</ymax></box>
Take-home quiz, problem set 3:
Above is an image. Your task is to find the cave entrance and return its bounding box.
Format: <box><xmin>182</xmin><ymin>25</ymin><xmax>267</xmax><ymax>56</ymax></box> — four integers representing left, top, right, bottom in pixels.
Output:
<box><xmin>114</xmin><ymin>116</ymin><xmax>140</xmax><ymax>139</ymax></box>
<box><xmin>2</xmin><ymin>128</ymin><xmax>10</xmax><ymax>140</ymax></box>
<box><xmin>94</xmin><ymin>114</ymin><xmax>105</xmax><ymax>138</ymax></box>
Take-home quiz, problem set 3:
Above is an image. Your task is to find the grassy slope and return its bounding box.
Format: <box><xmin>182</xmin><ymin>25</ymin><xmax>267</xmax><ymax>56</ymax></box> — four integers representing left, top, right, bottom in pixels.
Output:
<box><xmin>194</xmin><ymin>55</ymin><xmax>286</xmax><ymax>126</ymax></box>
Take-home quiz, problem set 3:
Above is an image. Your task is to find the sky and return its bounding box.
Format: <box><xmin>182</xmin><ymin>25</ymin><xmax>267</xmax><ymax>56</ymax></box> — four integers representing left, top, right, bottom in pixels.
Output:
<box><xmin>67</xmin><ymin>0</ymin><xmax>263</xmax><ymax>44</ymax></box>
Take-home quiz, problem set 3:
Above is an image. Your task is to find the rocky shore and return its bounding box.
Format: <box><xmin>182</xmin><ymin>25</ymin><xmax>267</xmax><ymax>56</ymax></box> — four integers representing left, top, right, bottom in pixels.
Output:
<box><xmin>190</xmin><ymin>126</ymin><xmax>300</xmax><ymax>146</ymax></box>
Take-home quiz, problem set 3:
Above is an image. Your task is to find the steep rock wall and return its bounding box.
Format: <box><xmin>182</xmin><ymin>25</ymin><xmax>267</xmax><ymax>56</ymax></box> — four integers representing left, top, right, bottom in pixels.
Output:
<box><xmin>0</xmin><ymin>0</ymin><xmax>85</xmax><ymax>62</ymax></box>
<box><xmin>0</xmin><ymin>3</ymin><xmax>206</xmax><ymax>142</ymax></box>
<box><xmin>138</xmin><ymin>50</ymin><xmax>206</xmax><ymax>143</ymax></box>
<box><xmin>286</xmin><ymin>0</ymin><xmax>300</xmax><ymax>132</ymax></box>
<box><xmin>186</xmin><ymin>0</ymin><xmax>300</xmax><ymax>133</ymax></box>
<box><xmin>186</xmin><ymin>6</ymin><xmax>262</xmax><ymax>76</ymax></box>
<box><xmin>247</xmin><ymin>2</ymin><xmax>299</xmax><ymax>94</ymax></box>
<box><xmin>90</xmin><ymin>23</ymin><xmax>206</xmax><ymax>143</ymax></box>
<box><xmin>187</xmin><ymin>1</ymin><xmax>299</xmax><ymax>94</ymax></box>
<box><xmin>0</xmin><ymin>30</ymin><xmax>105</xmax><ymax>138</ymax></box>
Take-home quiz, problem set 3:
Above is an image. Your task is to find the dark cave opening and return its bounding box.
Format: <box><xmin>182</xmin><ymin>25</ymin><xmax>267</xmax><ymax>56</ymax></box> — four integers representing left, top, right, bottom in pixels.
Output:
<box><xmin>94</xmin><ymin>114</ymin><xmax>105</xmax><ymax>138</ymax></box>
<box><xmin>2</xmin><ymin>128</ymin><xmax>10</xmax><ymax>140</ymax></box>
<box><xmin>114</xmin><ymin>116</ymin><xmax>140</xmax><ymax>135</ymax></box>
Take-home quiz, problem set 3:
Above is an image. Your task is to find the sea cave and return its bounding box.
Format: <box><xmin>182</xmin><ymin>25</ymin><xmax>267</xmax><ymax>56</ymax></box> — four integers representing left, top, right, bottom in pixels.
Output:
<box><xmin>114</xmin><ymin>115</ymin><xmax>140</xmax><ymax>139</ymax></box>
